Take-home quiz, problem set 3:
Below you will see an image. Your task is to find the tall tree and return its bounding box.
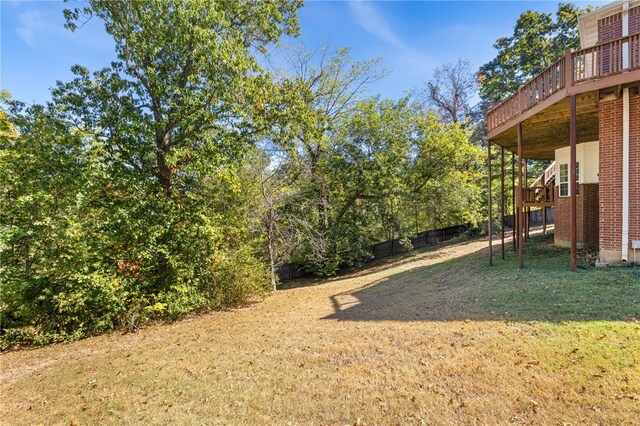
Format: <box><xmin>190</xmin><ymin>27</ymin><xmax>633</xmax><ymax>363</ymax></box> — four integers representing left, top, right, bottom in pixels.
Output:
<box><xmin>279</xmin><ymin>44</ymin><xmax>386</xmax><ymax>232</ymax></box>
<box><xmin>1</xmin><ymin>0</ymin><xmax>303</xmax><ymax>346</ymax></box>
<box><xmin>64</xmin><ymin>0</ymin><xmax>301</xmax><ymax>194</ymax></box>
<box><xmin>264</xmin><ymin>44</ymin><xmax>387</xmax><ymax>274</ymax></box>
<box><xmin>418</xmin><ymin>59</ymin><xmax>476</xmax><ymax>125</ymax></box>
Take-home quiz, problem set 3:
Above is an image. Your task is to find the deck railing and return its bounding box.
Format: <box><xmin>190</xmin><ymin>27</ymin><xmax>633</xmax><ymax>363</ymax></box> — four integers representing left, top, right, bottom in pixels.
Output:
<box><xmin>544</xmin><ymin>161</ymin><xmax>556</xmax><ymax>185</ymax></box>
<box><xmin>522</xmin><ymin>183</ymin><xmax>555</xmax><ymax>206</ymax></box>
<box><xmin>531</xmin><ymin>161</ymin><xmax>557</xmax><ymax>189</ymax></box>
<box><xmin>487</xmin><ymin>33</ymin><xmax>640</xmax><ymax>133</ymax></box>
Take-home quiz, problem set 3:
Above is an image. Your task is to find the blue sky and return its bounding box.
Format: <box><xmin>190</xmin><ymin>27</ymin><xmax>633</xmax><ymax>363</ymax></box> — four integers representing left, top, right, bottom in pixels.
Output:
<box><xmin>1</xmin><ymin>1</ymin><xmax>604</xmax><ymax>105</ymax></box>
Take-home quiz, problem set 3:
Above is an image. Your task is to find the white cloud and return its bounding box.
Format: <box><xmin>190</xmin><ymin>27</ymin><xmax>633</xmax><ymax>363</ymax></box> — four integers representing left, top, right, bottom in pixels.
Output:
<box><xmin>348</xmin><ymin>1</ymin><xmax>405</xmax><ymax>49</ymax></box>
<box><xmin>348</xmin><ymin>1</ymin><xmax>437</xmax><ymax>82</ymax></box>
<box><xmin>5</xmin><ymin>1</ymin><xmax>24</xmax><ymax>9</ymax></box>
<box><xmin>13</xmin><ymin>4</ymin><xmax>114</xmax><ymax>54</ymax></box>
<box><xmin>16</xmin><ymin>10</ymin><xmax>47</xmax><ymax>47</ymax></box>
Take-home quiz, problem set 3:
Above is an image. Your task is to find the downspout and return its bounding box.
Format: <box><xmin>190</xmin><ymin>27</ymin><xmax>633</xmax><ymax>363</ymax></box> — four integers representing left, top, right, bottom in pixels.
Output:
<box><xmin>621</xmin><ymin>1</ymin><xmax>630</xmax><ymax>262</ymax></box>
<box><xmin>622</xmin><ymin>88</ymin><xmax>630</xmax><ymax>262</ymax></box>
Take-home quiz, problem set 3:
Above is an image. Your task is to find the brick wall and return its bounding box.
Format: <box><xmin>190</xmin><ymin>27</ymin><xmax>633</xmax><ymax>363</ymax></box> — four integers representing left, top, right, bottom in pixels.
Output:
<box><xmin>597</xmin><ymin>7</ymin><xmax>640</xmax><ymax>42</ymax></box>
<box><xmin>582</xmin><ymin>184</ymin><xmax>600</xmax><ymax>245</ymax></box>
<box><xmin>598</xmin><ymin>89</ymin><xmax>640</xmax><ymax>263</ymax></box>
<box><xmin>554</xmin><ymin>184</ymin><xmax>599</xmax><ymax>248</ymax></box>
<box><xmin>630</xmin><ymin>6</ymin><xmax>640</xmax><ymax>36</ymax></box>
<box><xmin>630</xmin><ymin>91</ymin><xmax>640</xmax><ymax>258</ymax></box>
<box><xmin>599</xmin><ymin>97</ymin><xmax>623</xmax><ymax>257</ymax></box>
<box><xmin>598</xmin><ymin>12</ymin><xmax>623</xmax><ymax>43</ymax></box>
<box><xmin>598</xmin><ymin>12</ymin><xmax>623</xmax><ymax>75</ymax></box>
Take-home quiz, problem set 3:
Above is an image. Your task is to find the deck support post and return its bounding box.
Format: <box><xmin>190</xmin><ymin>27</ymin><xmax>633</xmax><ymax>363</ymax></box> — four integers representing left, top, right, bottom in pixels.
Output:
<box><xmin>524</xmin><ymin>160</ymin><xmax>529</xmax><ymax>241</ymax></box>
<box><xmin>570</xmin><ymin>94</ymin><xmax>578</xmax><ymax>272</ymax></box>
<box><xmin>542</xmin><ymin>206</ymin><xmax>547</xmax><ymax>235</ymax></box>
<box><xmin>512</xmin><ymin>152</ymin><xmax>516</xmax><ymax>252</ymax></box>
<box><xmin>517</xmin><ymin>123</ymin><xmax>524</xmax><ymax>269</ymax></box>
<box><xmin>501</xmin><ymin>146</ymin><xmax>505</xmax><ymax>260</ymax></box>
<box><xmin>488</xmin><ymin>140</ymin><xmax>493</xmax><ymax>266</ymax></box>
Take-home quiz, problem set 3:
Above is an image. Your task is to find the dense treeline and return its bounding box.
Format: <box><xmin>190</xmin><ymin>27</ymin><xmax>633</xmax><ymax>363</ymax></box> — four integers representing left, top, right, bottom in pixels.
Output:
<box><xmin>0</xmin><ymin>1</ymin><xmax>587</xmax><ymax>347</ymax></box>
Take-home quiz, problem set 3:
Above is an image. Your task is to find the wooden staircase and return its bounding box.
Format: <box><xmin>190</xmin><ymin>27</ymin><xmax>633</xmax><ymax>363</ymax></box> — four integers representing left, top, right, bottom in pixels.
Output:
<box><xmin>524</xmin><ymin>162</ymin><xmax>556</xmax><ymax>207</ymax></box>
<box><xmin>518</xmin><ymin>162</ymin><xmax>556</xmax><ymax>240</ymax></box>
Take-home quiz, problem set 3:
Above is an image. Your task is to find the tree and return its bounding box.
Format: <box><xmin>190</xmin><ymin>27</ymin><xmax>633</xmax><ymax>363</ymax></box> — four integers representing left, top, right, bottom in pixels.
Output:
<box><xmin>313</xmin><ymin>97</ymin><xmax>484</xmax><ymax>272</ymax></box>
<box><xmin>418</xmin><ymin>59</ymin><xmax>476</xmax><ymax>125</ymax></box>
<box><xmin>282</xmin><ymin>44</ymin><xmax>386</xmax><ymax>231</ymax></box>
<box><xmin>478</xmin><ymin>3</ymin><xmax>591</xmax><ymax>105</ymax></box>
<box><xmin>58</xmin><ymin>0</ymin><xmax>303</xmax><ymax>290</ymax></box>
<box><xmin>0</xmin><ymin>92</ymin><xmax>17</xmax><ymax>138</ymax></box>
<box><xmin>265</xmin><ymin>44</ymin><xmax>387</xmax><ymax>274</ymax></box>
<box><xmin>1</xmin><ymin>0</ymin><xmax>302</xmax><ymax>346</ymax></box>
<box><xmin>328</xmin><ymin>98</ymin><xmax>414</xmax><ymax>254</ymax></box>
<box><xmin>0</xmin><ymin>101</ymin><xmax>107</xmax><ymax>343</ymax></box>
<box><xmin>63</xmin><ymin>0</ymin><xmax>301</xmax><ymax>194</ymax></box>
<box><xmin>251</xmin><ymin>150</ymin><xmax>297</xmax><ymax>291</ymax></box>
<box><xmin>406</xmin><ymin>110</ymin><xmax>484</xmax><ymax>229</ymax></box>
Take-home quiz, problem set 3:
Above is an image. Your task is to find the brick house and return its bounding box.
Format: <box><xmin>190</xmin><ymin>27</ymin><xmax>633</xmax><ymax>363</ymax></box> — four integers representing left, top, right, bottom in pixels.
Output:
<box><xmin>486</xmin><ymin>0</ymin><xmax>640</xmax><ymax>270</ymax></box>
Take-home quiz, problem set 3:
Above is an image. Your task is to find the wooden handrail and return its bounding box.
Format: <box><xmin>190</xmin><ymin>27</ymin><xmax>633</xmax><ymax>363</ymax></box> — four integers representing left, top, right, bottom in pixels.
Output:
<box><xmin>522</xmin><ymin>182</ymin><xmax>555</xmax><ymax>206</ymax></box>
<box><xmin>486</xmin><ymin>33</ymin><xmax>640</xmax><ymax>134</ymax></box>
<box><xmin>531</xmin><ymin>161</ymin><xmax>556</xmax><ymax>188</ymax></box>
<box><xmin>572</xmin><ymin>33</ymin><xmax>640</xmax><ymax>83</ymax></box>
<box><xmin>486</xmin><ymin>54</ymin><xmax>567</xmax><ymax>132</ymax></box>
<box><xmin>544</xmin><ymin>162</ymin><xmax>556</xmax><ymax>185</ymax></box>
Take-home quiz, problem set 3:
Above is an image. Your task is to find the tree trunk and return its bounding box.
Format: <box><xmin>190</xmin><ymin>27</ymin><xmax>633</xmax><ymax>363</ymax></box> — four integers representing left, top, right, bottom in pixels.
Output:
<box><xmin>156</xmin><ymin>131</ymin><xmax>172</xmax><ymax>194</ymax></box>
<box><xmin>309</xmin><ymin>153</ymin><xmax>328</xmax><ymax>233</ymax></box>
<box><xmin>266</xmin><ymin>212</ymin><xmax>277</xmax><ymax>291</ymax></box>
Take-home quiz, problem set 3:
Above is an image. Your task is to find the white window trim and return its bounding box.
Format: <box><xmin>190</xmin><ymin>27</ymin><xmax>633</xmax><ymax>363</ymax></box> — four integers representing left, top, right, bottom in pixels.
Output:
<box><xmin>559</xmin><ymin>162</ymin><xmax>580</xmax><ymax>197</ymax></box>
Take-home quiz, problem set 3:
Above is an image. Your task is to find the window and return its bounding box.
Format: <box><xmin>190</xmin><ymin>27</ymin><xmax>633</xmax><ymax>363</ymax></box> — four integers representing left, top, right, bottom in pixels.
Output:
<box><xmin>559</xmin><ymin>162</ymin><xmax>579</xmax><ymax>197</ymax></box>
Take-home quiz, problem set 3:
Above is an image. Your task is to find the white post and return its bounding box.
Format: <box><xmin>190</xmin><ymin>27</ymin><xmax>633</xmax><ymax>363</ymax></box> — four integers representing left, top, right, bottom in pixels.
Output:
<box><xmin>622</xmin><ymin>88</ymin><xmax>630</xmax><ymax>262</ymax></box>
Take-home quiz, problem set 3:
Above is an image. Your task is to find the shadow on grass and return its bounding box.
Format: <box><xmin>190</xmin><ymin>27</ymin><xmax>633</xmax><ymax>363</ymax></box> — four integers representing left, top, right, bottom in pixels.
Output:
<box><xmin>323</xmin><ymin>233</ymin><xmax>640</xmax><ymax>323</ymax></box>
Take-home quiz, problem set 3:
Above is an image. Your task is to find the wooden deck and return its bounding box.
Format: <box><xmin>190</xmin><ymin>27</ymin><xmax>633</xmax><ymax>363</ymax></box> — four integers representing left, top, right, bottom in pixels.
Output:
<box><xmin>486</xmin><ymin>34</ymin><xmax>640</xmax><ymax>160</ymax></box>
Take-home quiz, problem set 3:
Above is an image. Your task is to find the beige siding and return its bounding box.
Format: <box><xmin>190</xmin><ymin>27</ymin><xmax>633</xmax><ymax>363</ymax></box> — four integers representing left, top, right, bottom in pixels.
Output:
<box><xmin>580</xmin><ymin>19</ymin><xmax>599</xmax><ymax>48</ymax></box>
<box><xmin>555</xmin><ymin>141</ymin><xmax>600</xmax><ymax>185</ymax></box>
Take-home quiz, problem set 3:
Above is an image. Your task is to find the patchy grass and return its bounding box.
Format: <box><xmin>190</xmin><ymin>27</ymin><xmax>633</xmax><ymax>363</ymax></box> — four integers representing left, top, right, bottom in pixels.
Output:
<box><xmin>2</xmin><ymin>232</ymin><xmax>639</xmax><ymax>425</ymax></box>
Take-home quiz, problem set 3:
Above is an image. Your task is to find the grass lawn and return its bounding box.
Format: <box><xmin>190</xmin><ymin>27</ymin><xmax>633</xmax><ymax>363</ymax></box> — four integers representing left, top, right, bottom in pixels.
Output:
<box><xmin>1</xmin><ymin>232</ymin><xmax>639</xmax><ymax>425</ymax></box>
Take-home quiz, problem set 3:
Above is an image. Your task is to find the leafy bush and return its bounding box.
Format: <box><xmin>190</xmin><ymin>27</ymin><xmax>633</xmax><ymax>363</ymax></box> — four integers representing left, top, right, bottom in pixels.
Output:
<box><xmin>0</xmin><ymin>102</ymin><xmax>271</xmax><ymax>348</ymax></box>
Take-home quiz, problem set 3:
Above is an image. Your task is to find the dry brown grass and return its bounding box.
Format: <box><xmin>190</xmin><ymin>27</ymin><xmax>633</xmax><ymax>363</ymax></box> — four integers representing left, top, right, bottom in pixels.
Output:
<box><xmin>2</xmin><ymin>234</ymin><xmax>639</xmax><ymax>425</ymax></box>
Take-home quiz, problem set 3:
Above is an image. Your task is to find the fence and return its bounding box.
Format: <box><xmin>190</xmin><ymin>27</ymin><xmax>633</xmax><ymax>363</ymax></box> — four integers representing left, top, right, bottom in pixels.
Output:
<box><xmin>502</xmin><ymin>208</ymin><xmax>555</xmax><ymax>229</ymax></box>
<box><xmin>276</xmin><ymin>224</ymin><xmax>468</xmax><ymax>282</ymax></box>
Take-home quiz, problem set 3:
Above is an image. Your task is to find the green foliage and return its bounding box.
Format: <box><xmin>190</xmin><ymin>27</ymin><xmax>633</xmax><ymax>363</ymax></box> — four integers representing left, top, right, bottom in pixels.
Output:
<box><xmin>1</xmin><ymin>1</ymin><xmax>489</xmax><ymax>346</ymax></box>
<box><xmin>0</xmin><ymin>99</ymin><xmax>273</xmax><ymax>347</ymax></box>
<box><xmin>1</xmin><ymin>0</ymin><xmax>299</xmax><ymax>347</ymax></box>
<box><xmin>278</xmin><ymin>96</ymin><xmax>484</xmax><ymax>276</ymax></box>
